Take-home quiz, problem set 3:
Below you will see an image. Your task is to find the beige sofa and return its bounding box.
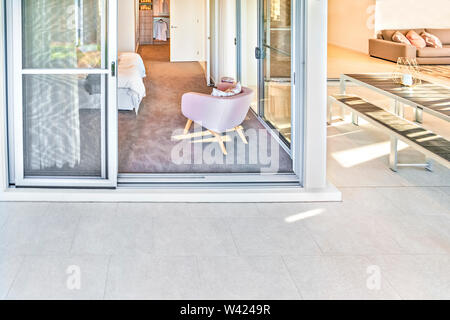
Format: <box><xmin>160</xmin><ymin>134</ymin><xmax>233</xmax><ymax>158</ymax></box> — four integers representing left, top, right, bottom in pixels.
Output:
<box><xmin>369</xmin><ymin>29</ymin><xmax>450</xmax><ymax>65</ymax></box>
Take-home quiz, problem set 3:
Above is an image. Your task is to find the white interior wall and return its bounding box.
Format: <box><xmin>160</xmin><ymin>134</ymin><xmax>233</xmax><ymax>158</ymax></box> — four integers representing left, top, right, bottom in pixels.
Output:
<box><xmin>218</xmin><ymin>0</ymin><xmax>237</xmax><ymax>80</ymax></box>
<box><xmin>375</xmin><ymin>0</ymin><xmax>450</xmax><ymax>31</ymax></box>
<box><xmin>327</xmin><ymin>0</ymin><xmax>376</xmax><ymax>54</ymax></box>
<box><xmin>240</xmin><ymin>0</ymin><xmax>258</xmax><ymax>90</ymax></box>
<box><xmin>210</xmin><ymin>0</ymin><xmax>219</xmax><ymax>83</ymax></box>
<box><xmin>118</xmin><ymin>0</ymin><xmax>136</xmax><ymax>52</ymax></box>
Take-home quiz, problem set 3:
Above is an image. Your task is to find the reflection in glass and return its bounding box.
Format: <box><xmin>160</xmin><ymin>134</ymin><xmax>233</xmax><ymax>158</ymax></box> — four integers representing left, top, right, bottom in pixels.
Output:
<box><xmin>22</xmin><ymin>0</ymin><xmax>105</xmax><ymax>69</ymax></box>
<box><xmin>23</xmin><ymin>74</ymin><xmax>104</xmax><ymax>177</ymax></box>
<box><xmin>263</xmin><ymin>0</ymin><xmax>292</xmax><ymax>144</ymax></box>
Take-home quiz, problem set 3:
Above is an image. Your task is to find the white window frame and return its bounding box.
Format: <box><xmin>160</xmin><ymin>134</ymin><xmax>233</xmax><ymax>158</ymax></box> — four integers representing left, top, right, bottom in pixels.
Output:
<box><xmin>5</xmin><ymin>0</ymin><xmax>118</xmax><ymax>188</ymax></box>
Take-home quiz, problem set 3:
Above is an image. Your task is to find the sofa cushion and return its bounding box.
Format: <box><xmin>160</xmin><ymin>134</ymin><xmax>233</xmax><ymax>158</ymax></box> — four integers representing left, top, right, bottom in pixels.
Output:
<box><xmin>421</xmin><ymin>31</ymin><xmax>443</xmax><ymax>48</ymax></box>
<box><xmin>382</xmin><ymin>29</ymin><xmax>425</xmax><ymax>41</ymax></box>
<box><xmin>406</xmin><ymin>30</ymin><xmax>426</xmax><ymax>49</ymax></box>
<box><xmin>417</xmin><ymin>47</ymin><xmax>450</xmax><ymax>57</ymax></box>
<box><xmin>425</xmin><ymin>29</ymin><xmax>450</xmax><ymax>45</ymax></box>
<box><xmin>392</xmin><ymin>31</ymin><xmax>412</xmax><ymax>45</ymax></box>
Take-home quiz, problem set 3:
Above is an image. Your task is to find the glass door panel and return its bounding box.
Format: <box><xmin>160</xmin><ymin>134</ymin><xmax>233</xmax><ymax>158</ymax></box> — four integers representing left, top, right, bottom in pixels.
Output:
<box><xmin>261</xmin><ymin>0</ymin><xmax>292</xmax><ymax>145</ymax></box>
<box><xmin>10</xmin><ymin>0</ymin><xmax>117</xmax><ymax>187</ymax></box>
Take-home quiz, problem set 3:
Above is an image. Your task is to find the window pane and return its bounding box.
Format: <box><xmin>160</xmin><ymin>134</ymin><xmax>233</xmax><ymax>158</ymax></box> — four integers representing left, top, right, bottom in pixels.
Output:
<box><xmin>23</xmin><ymin>74</ymin><xmax>104</xmax><ymax>177</ymax></box>
<box><xmin>22</xmin><ymin>0</ymin><xmax>105</xmax><ymax>69</ymax></box>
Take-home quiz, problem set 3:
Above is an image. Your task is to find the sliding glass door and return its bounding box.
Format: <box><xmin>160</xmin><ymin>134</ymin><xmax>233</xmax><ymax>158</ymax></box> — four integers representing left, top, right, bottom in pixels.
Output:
<box><xmin>8</xmin><ymin>0</ymin><xmax>117</xmax><ymax>187</ymax></box>
<box><xmin>239</xmin><ymin>0</ymin><xmax>293</xmax><ymax>148</ymax></box>
<box><xmin>260</xmin><ymin>0</ymin><xmax>292</xmax><ymax>145</ymax></box>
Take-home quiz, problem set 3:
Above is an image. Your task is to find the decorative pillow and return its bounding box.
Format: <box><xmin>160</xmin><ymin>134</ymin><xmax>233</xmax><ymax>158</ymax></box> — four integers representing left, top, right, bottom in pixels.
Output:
<box><xmin>211</xmin><ymin>82</ymin><xmax>242</xmax><ymax>97</ymax></box>
<box><xmin>406</xmin><ymin>30</ymin><xmax>426</xmax><ymax>48</ymax></box>
<box><xmin>391</xmin><ymin>31</ymin><xmax>411</xmax><ymax>45</ymax></box>
<box><xmin>421</xmin><ymin>31</ymin><xmax>443</xmax><ymax>48</ymax></box>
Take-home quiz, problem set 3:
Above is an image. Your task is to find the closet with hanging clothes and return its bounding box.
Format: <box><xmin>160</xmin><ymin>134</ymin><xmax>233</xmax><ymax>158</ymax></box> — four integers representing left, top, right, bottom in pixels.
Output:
<box><xmin>153</xmin><ymin>17</ymin><xmax>170</xmax><ymax>42</ymax></box>
<box><xmin>138</xmin><ymin>0</ymin><xmax>170</xmax><ymax>46</ymax></box>
<box><xmin>152</xmin><ymin>0</ymin><xmax>170</xmax><ymax>44</ymax></box>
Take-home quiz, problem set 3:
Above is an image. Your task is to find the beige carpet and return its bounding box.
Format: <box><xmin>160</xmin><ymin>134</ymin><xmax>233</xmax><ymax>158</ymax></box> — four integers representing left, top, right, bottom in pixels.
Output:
<box><xmin>118</xmin><ymin>45</ymin><xmax>293</xmax><ymax>174</ymax></box>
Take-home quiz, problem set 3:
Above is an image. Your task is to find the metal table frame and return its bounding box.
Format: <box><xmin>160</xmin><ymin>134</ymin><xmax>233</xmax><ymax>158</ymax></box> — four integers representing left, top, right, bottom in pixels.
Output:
<box><xmin>340</xmin><ymin>74</ymin><xmax>450</xmax><ymax>124</ymax></box>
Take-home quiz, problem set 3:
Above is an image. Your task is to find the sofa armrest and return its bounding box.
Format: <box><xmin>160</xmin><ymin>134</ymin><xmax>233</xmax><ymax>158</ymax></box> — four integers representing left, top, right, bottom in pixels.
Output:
<box><xmin>369</xmin><ymin>39</ymin><xmax>417</xmax><ymax>62</ymax></box>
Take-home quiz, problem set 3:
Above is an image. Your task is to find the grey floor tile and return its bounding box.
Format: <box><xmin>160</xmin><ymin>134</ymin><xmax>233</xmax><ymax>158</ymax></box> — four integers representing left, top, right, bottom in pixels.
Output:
<box><xmin>227</xmin><ymin>218</ymin><xmax>321</xmax><ymax>256</ymax></box>
<box><xmin>440</xmin><ymin>187</ymin><xmax>450</xmax><ymax>197</ymax></box>
<box><xmin>0</xmin><ymin>203</ymin><xmax>12</xmax><ymax>230</ymax></box>
<box><xmin>7</xmin><ymin>255</ymin><xmax>109</xmax><ymax>300</ymax></box>
<box><xmin>197</xmin><ymin>256</ymin><xmax>301</xmax><ymax>300</ymax></box>
<box><xmin>303</xmin><ymin>211</ymin><xmax>404</xmax><ymax>255</ymax></box>
<box><xmin>152</xmin><ymin>217</ymin><xmax>238</xmax><ymax>256</ymax></box>
<box><xmin>0</xmin><ymin>253</ymin><xmax>24</xmax><ymax>299</ymax></box>
<box><xmin>189</xmin><ymin>203</ymin><xmax>261</xmax><ymax>218</ymax></box>
<box><xmin>338</xmin><ymin>187</ymin><xmax>407</xmax><ymax>217</ymax></box>
<box><xmin>376</xmin><ymin>187</ymin><xmax>450</xmax><ymax>216</ymax></box>
<box><xmin>256</xmin><ymin>202</ymin><xmax>333</xmax><ymax>219</ymax></box>
<box><xmin>105</xmin><ymin>255</ymin><xmax>200</xmax><ymax>300</ymax></box>
<box><xmin>373</xmin><ymin>255</ymin><xmax>450</xmax><ymax>300</ymax></box>
<box><xmin>284</xmin><ymin>255</ymin><xmax>400</xmax><ymax>300</ymax></box>
<box><xmin>71</xmin><ymin>205</ymin><xmax>153</xmax><ymax>255</ymax></box>
<box><xmin>0</xmin><ymin>204</ymin><xmax>79</xmax><ymax>255</ymax></box>
<box><xmin>375</xmin><ymin>214</ymin><xmax>450</xmax><ymax>254</ymax></box>
<box><xmin>116</xmin><ymin>202</ymin><xmax>159</xmax><ymax>217</ymax></box>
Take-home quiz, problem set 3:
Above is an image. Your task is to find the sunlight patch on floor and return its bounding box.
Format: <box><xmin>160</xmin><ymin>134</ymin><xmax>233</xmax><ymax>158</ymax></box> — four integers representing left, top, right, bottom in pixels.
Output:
<box><xmin>332</xmin><ymin>141</ymin><xmax>408</xmax><ymax>168</ymax></box>
<box><xmin>285</xmin><ymin>208</ymin><xmax>325</xmax><ymax>223</ymax></box>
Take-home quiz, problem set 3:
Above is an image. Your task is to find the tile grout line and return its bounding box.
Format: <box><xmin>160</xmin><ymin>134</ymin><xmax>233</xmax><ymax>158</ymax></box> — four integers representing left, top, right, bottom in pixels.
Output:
<box><xmin>102</xmin><ymin>255</ymin><xmax>112</xmax><ymax>300</ymax></box>
<box><xmin>68</xmin><ymin>213</ymin><xmax>83</xmax><ymax>254</ymax></box>
<box><xmin>301</xmin><ymin>221</ymin><xmax>325</xmax><ymax>256</ymax></box>
<box><xmin>366</xmin><ymin>254</ymin><xmax>405</xmax><ymax>300</ymax></box>
<box><xmin>281</xmin><ymin>256</ymin><xmax>304</xmax><ymax>300</ymax></box>
<box><xmin>223</xmin><ymin>217</ymin><xmax>242</xmax><ymax>257</ymax></box>
<box><xmin>4</xmin><ymin>255</ymin><xmax>26</xmax><ymax>299</ymax></box>
<box><xmin>193</xmin><ymin>255</ymin><xmax>203</xmax><ymax>299</ymax></box>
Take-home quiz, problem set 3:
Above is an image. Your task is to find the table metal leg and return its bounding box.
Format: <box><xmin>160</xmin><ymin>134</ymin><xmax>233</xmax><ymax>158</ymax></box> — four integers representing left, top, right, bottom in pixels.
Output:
<box><xmin>425</xmin><ymin>158</ymin><xmax>433</xmax><ymax>172</ymax></box>
<box><xmin>398</xmin><ymin>103</ymin><xmax>404</xmax><ymax>118</ymax></box>
<box><xmin>415</xmin><ymin>107</ymin><xmax>423</xmax><ymax>123</ymax></box>
<box><xmin>394</xmin><ymin>100</ymin><xmax>400</xmax><ymax>115</ymax></box>
<box><xmin>389</xmin><ymin>137</ymin><xmax>398</xmax><ymax>172</ymax></box>
<box><xmin>352</xmin><ymin>113</ymin><xmax>359</xmax><ymax>126</ymax></box>
<box><xmin>340</xmin><ymin>77</ymin><xmax>346</xmax><ymax>95</ymax></box>
<box><xmin>327</xmin><ymin>97</ymin><xmax>333</xmax><ymax>125</ymax></box>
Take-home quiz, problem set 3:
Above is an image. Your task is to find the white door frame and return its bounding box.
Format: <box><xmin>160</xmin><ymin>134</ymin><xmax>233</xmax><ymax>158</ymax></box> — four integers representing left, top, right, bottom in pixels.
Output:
<box><xmin>6</xmin><ymin>0</ymin><xmax>118</xmax><ymax>188</ymax></box>
<box><xmin>206</xmin><ymin>0</ymin><xmax>211</xmax><ymax>85</ymax></box>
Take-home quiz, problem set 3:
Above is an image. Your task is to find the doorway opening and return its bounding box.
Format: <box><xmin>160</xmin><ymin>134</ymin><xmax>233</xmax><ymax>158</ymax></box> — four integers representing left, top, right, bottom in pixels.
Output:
<box><xmin>117</xmin><ymin>0</ymin><xmax>295</xmax><ymax>178</ymax></box>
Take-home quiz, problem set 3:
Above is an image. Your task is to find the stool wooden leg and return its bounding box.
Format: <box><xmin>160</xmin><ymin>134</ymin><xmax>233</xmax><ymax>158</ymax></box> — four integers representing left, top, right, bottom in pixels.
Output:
<box><xmin>235</xmin><ymin>126</ymin><xmax>248</xmax><ymax>144</ymax></box>
<box><xmin>184</xmin><ymin>119</ymin><xmax>193</xmax><ymax>134</ymax></box>
<box><xmin>209</xmin><ymin>130</ymin><xmax>228</xmax><ymax>155</ymax></box>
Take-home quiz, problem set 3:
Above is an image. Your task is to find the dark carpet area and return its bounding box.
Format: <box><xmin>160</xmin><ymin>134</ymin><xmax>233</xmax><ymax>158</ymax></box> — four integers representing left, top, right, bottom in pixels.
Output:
<box><xmin>118</xmin><ymin>44</ymin><xmax>293</xmax><ymax>174</ymax></box>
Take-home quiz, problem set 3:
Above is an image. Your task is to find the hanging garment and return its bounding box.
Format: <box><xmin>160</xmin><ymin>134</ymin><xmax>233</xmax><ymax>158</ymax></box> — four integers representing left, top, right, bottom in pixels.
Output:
<box><xmin>154</xmin><ymin>20</ymin><xmax>168</xmax><ymax>41</ymax></box>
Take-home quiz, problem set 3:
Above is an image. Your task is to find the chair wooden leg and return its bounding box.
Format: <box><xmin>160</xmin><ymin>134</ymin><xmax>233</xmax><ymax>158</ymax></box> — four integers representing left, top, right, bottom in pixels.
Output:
<box><xmin>184</xmin><ymin>119</ymin><xmax>193</xmax><ymax>134</ymax></box>
<box><xmin>235</xmin><ymin>126</ymin><xmax>248</xmax><ymax>144</ymax></box>
<box><xmin>209</xmin><ymin>130</ymin><xmax>227</xmax><ymax>155</ymax></box>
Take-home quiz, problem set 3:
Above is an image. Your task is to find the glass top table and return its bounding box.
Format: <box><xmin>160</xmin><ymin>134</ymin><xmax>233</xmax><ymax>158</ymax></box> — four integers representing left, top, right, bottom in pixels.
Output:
<box><xmin>340</xmin><ymin>73</ymin><xmax>450</xmax><ymax>123</ymax></box>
